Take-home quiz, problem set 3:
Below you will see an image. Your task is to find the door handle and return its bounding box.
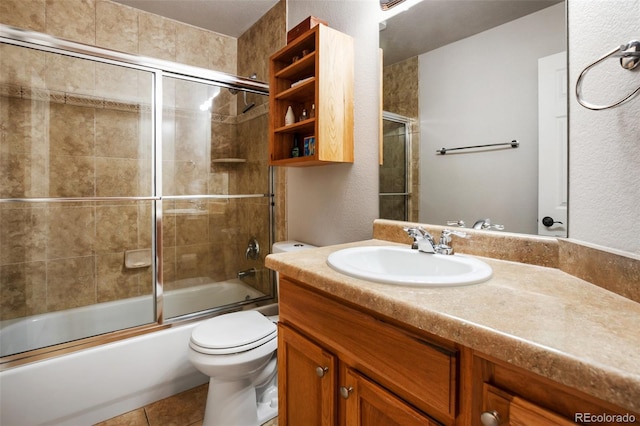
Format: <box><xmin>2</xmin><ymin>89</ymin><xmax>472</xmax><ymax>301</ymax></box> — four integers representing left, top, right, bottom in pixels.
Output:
<box><xmin>542</xmin><ymin>216</ymin><xmax>563</xmax><ymax>227</ymax></box>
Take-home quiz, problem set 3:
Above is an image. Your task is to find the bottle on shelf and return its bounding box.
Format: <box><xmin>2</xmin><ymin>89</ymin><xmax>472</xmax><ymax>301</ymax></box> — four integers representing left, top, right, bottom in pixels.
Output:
<box><xmin>285</xmin><ymin>105</ymin><xmax>295</xmax><ymax>126</ymax></box>
<box><xmin>299</xmin><ymin>109</ymin><xmax>308</xmax><ymax>122</ymax></box>
<box><xmin>291</xmin><ymin>133</ymin><xmax>300</xmax><ymax>158</ymax></box>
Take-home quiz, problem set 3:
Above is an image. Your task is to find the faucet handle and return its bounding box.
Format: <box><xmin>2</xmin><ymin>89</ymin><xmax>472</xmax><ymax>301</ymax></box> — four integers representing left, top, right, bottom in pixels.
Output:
<box><xmin>440</xmin><ymin>229</ymin><xmax>468</xmax><ymax>245</ymax></box>
<box><xmin>446</xmin><ymin>220</ymin><xmax>466</xmax><ymax>227</ymax></box>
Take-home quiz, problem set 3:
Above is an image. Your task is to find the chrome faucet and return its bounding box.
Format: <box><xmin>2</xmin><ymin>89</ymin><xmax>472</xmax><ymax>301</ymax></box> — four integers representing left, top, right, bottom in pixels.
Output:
<box><xmin>472</xmin><ymin>218</ymin><xmax>504</xmax><ymax>231</ymax></box>
<box><xmin>403</xmin><ymin>226</ymin><xmax>436</xmax><ymax>253</ymax></box>
<box><xmin>237</xmin><ymin>267</ymin><xmax>256</xmax><ymax>279</ymax></box>
<box><xmin>403</xmin><ymin>227</ymin><xmax>468</xmax><ymax>255</ymax></box>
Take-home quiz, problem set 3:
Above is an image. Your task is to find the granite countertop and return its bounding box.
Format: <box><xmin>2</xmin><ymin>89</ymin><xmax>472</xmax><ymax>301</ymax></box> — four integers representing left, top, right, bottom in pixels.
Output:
<box><xmin>265</xmin><ymin>238</ymin><xmax>640</xmax><ymax>414</ymax></box>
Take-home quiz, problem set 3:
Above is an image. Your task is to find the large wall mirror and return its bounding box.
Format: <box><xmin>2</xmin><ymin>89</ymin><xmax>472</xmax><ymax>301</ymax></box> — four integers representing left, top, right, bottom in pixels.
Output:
<box><xmin>379</xmin><ymin>0</ymin><xmax>567</xmax><ymax>237</ymax></box>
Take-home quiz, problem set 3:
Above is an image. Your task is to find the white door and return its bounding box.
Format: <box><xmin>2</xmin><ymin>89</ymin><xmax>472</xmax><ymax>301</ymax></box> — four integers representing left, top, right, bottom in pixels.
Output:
<box><xmin>538</xmin><ymin>52</ymin><xmax>567</xmax><ymax>237</ymax></box>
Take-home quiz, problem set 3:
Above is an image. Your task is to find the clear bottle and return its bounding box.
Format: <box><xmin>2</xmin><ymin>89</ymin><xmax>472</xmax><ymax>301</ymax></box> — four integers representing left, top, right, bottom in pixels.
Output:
<box><xmin>299</xmin><ymin>109</ymin><xmax>308</xmax><ymax>122</ymax></box>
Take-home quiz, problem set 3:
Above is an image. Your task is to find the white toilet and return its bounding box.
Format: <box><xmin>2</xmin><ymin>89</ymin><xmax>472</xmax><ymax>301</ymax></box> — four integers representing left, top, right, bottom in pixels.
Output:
<box><xmin>188</xmin><ymin>310</ymin><xmax>278</xmax><ymax>426</ymax></box>
<box><xmin>188</xmin><ymin>240</ymin><xmax>315</xmax><ymax>426</ymax></box>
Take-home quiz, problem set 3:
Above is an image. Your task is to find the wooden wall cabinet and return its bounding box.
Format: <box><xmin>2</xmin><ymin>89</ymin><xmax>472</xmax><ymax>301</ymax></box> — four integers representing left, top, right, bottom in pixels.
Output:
<box><xmin>268</xmin><ymin>24</ymin><xmax>354</xmax><ymax>166</ymax></box>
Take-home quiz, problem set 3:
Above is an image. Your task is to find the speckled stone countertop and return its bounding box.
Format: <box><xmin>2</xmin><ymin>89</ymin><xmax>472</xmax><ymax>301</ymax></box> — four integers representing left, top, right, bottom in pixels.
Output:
<box><xmin>265</xmin><ymin>227</ymin><xmax>640</xmax><ymax>413</ymax></box>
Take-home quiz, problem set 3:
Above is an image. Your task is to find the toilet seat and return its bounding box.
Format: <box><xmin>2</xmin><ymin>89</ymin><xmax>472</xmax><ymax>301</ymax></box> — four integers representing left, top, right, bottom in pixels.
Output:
<box><xmin>190</xmin><ymin>310</ymin><xmax>277</xmax><ymax>355</ymax></box>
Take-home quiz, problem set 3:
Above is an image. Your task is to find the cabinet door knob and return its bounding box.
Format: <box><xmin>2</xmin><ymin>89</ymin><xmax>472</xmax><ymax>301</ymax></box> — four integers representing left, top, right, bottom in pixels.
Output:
<box><xmin>339</xmin><ymin>386</ymin><xmax>353</xmax><ymax>399</ymax></box>
<box><xmin>480</xmin><ymin>410</ymin><xmax>501</xmax><ymax>426</ymax></box>
<box><xmin>315</xmin><ymin>366</ymin><xmax>329</xmax><ymax>377</ymax></box>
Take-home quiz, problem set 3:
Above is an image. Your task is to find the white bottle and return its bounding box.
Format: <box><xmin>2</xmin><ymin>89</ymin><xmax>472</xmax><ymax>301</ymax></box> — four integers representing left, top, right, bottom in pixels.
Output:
<box><xmin>285</xmin><ymin>106</ymin><xmax>295</xmax><ymax>125</ymax></box>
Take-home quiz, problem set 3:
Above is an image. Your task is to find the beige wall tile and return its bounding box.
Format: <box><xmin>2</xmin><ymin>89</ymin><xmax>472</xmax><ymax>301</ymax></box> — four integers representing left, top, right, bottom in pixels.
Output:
<box><xmin>45</xmin><ymin>0</ymin><xmax>96</xmax><ymax>45</ymax></box>
<box><xmin>96</xmin><ymin>0</ymin><xmax>138</xmax><ymax>54</ymax></box>
<box><xmin>0</xmin><ymin>263</ymin><xmax>27</xmax><ymax>320</ymax></box>
<box><xmin>138</xmin><ymin>11</ymin><xmax>176</xmax><ymax>62</ymax></box>
<box><xmin>0</xmin><ymin>206</ymin><xmax>48</xmax><ymax>264</ymax></box>
<box><xmin>96</xmin><ymin>204</ymin><xmax>139</xmax><ymax>252</ymax></box>
<box><xmin>0</xmin><ymin>44</ymin><xmax>47</xmax><ymax>87</ymax></box>
<box><xmin>49</xmin><ymin>154</ymin><xmax>95</xmax><ymax>197</ymax></box>
<box><xmin>96</xmin><ymin>252</ymin><xmax>145</xmax><ymax>302</ymax></box>
<box><xmin>95</xmin><ymin>108</ymin><xmax>143</xmax><ymax>159</ymax></box>
<box><xmin>96</xmin><ymin>157</ymin><xmax>141</xmax><ymax>197</ymax></box>
<box><xmin>50</xmin><ymin>103</ymin><xmax>95</xmax><ymax>156</ymax></box>
<box><xmin>0</xmin><ymin>0</ymin><xmax>45</xmax><ymax>31</ymax></box>
<box><xmin>48</xmin><ymin>206</ymin><xmax>96</xmax><ymax>258</ymax></box>
<box><xmin>47</xmin><ymin>256</ymin><xmax>95</xmax><ymax>311</ymax></box>
<box><xmin>176</xmin><ymin>25</ymin><xmax>214</xmax><ymax>69</ymax></box>
<box><xmin>45</xmin><ymin>53</ymin><xmax>96</xmax><ymax>94</ymax></box>
<box><xmin>95</xmin><ymin>62</ymin><xmax>147</xmax><ymax>103</ymax></box>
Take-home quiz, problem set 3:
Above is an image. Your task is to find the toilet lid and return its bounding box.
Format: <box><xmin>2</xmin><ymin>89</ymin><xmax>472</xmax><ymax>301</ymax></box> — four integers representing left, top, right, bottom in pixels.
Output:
<box><xmin>190</xmin><ymin>311</ymin><xmax>277</xmax><ymax>354</ymax></box>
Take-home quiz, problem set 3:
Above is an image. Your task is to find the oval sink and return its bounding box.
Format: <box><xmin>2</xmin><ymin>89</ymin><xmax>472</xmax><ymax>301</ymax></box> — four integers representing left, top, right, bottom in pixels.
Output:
<box><xmin>326</xmin><ymin>246</ymin><xmax>492</xmax><ymax>287</ymax></box>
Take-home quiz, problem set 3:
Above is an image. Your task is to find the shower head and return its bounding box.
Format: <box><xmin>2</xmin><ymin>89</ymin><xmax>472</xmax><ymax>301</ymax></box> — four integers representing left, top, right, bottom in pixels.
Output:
<box><xmin>241</xmin><ymin>91</ymin><xmax>255</xmax><ymax>113</ymax></box>
<box><xmin>242</xmin><ymin>102</ymin><xmax>256</xmax><ymax>113</ymax></box>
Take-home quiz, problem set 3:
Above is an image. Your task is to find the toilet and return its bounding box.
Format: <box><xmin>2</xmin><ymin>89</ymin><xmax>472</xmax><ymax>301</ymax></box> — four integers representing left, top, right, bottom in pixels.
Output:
<box><xmin>188</xmin><ymin>240</ymin><xmax>315</xmax><ymax>426</ymax></box>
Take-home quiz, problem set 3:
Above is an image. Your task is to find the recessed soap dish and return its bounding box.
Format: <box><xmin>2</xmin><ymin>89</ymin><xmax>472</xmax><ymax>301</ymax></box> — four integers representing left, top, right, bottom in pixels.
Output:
<box><xmin>125</xmin><ymin>249</ymin><xmax>152</xmax><ymax>269</ymax></box>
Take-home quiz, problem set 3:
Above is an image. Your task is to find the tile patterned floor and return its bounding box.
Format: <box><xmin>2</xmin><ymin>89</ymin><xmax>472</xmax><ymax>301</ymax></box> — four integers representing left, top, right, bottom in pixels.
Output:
<box><xmin>95</xmin><ymin>384</ymin><xmax>278</xmax><ymax>426</ymax></box>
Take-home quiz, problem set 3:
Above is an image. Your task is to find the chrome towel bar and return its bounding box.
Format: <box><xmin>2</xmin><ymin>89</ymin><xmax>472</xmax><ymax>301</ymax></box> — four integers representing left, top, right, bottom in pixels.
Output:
<box><xmin>436</xmin><ymin>140</ymin><xmax>519</xmax><ymax>155</ymax></box>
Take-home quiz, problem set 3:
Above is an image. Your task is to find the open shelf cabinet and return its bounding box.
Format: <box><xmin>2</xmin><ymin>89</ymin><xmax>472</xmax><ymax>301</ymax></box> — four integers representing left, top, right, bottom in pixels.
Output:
<box><xmin>269</xmin><ymin>24</ymin><xmax>354</xmax><ymax>166</ymax></box>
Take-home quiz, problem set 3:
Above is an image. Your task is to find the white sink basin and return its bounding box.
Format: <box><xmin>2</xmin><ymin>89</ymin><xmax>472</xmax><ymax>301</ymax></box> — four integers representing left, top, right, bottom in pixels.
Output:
<box><xmin>326</xmin><ymin>246</ymin><xmax>492</xmax><ymax>287</ymax></box>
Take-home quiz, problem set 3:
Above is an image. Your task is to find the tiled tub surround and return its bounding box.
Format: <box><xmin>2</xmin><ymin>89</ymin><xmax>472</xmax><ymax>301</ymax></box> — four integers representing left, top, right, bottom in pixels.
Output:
<box><xmin>265</xmin><ymin>219</ymin><xmax>640</xmax><ymax>414</ymax></box>
<box><xmin>0</xmin><ymin>42</ymin><xmax>272</xmax><ymax>325</ymax></box>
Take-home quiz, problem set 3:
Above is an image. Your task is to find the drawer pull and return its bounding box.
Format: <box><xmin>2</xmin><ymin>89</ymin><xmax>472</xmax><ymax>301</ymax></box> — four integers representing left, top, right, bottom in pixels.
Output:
<box><xmin>315</xmin><ymin>366</ymin><xmax>329</xmax><ymax>377</ymax></box>
<box><xmin>340</xmin><ymin>386</ymin><xmax>353</xmax><ymax>399</ymax></box>
<box><xmin>480</xmin><ymin>410</ymin><xmax>501</xmax><ymax>426</ymax></box>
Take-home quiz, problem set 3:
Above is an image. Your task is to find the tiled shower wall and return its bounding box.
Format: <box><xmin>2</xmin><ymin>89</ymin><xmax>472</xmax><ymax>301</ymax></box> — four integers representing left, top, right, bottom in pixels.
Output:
<box><xmin>0</xmin><ymin>0</ymin><xmax>286</xmax><ymax>322</ymax></box>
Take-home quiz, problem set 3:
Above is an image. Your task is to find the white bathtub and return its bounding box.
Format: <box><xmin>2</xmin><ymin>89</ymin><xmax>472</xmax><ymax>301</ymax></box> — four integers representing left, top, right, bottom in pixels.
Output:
<box><xmin>0</xmin><ymin>279</ymin><xmax>274</xmax><ymax>426</ymax></box>
<box><xmin>0</xmin><ymin>278</ymin><xmax>265</xmax><ymax>357</ymax></box>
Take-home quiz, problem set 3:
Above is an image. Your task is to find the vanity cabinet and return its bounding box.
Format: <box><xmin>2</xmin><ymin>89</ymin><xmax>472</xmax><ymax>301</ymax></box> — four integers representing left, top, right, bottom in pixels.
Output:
<box><xmin>278</xmin><ymin>277</ymin><xmax>457</xmax><ymax>425</ymax></box>
<box><xmin>472</xmin><ymin>354</ymin><xmax>639</xmax><ymax>426</ymax></box>
<box><xmin>268</xmin><ymin>24</ymin><xmax>354</xmax><ymax>166</ymax></box>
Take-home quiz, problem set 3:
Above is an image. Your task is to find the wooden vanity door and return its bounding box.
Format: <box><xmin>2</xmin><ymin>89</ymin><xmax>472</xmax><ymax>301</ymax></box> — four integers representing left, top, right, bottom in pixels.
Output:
<box><xmin>278</xmin><ymin>324</ymin><xmax>337</xmax><ymax>426</ymax></box>
<box><xmin>342</xmin><ymin>367</ymin><xmax>438</xmax><ymax>426</ymax></box>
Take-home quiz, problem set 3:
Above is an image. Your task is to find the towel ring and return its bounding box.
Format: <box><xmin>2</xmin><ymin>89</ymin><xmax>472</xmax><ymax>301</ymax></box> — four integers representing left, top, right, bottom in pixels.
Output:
<box><xmin>575</xmin><ymin>40</ymin><xmax>640</xmax><ymax>111</ymax></box>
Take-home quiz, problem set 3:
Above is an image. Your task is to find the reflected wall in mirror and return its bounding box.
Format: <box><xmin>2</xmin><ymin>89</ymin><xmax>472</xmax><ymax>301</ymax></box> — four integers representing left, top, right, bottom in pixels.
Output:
<box><xmin>380</xmin><ymin>0</ymin><xmax>567</xmax><ymax>236</ymax></box>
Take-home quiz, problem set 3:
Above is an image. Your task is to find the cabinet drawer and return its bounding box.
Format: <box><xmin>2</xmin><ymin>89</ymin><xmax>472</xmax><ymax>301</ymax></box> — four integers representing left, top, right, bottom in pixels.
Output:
<box><xmin>279</xmin><ymin>277</ymin><xmax>457</xmax><ymax>423</ymax></box>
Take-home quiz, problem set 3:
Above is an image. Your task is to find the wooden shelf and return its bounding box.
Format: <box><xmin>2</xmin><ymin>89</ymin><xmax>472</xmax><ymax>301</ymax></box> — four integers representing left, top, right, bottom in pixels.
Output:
<box><xmin>268</xmin><ymin>24</ymin><xmax>354</xmax><ymax>167</ymax></box>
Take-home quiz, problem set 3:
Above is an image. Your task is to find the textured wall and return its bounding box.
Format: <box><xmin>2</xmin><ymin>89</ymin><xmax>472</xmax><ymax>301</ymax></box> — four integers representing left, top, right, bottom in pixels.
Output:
<box><xmin>568</xmin><ymin>0</ymin><xmax>640</xmax><ymax>254</ymax></box>
<box><xmin>286</xmin><ymin>0</ymin><xmax>381</xmax><ymax>246</ymax></box>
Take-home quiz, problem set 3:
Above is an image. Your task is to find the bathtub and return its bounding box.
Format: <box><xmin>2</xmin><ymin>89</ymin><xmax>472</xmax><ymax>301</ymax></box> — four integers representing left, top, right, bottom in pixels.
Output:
<box><xmin>0</xmin><ymin>278</ymin><xmax>265</xmax><ymax>357</ymax></box>
<box><xmin>0</xmin><ymin>279</ymin><xmax>275</xmax><ymax>426</ymax></box>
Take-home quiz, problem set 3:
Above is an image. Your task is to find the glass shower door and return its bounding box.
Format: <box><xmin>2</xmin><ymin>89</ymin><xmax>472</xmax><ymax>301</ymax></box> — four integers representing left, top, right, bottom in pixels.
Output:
<box><xmin>161</xmin><ymin>75</ymin><xmax>272</xmax><ymax>320</ymax></box>
<box><xmin>0</xmin><ymin>42</ymin><xmax>156</xmax><ymax>356</ymax></box>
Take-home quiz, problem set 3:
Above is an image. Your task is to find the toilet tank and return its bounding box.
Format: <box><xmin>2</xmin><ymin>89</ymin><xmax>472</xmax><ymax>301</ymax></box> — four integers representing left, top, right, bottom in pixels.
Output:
<box><xmin>271</xmin><ymin>241</ymin><xmax>317</xmax><ymax>293</ymax></box>
<box><xmin>272</xmin><ymin>241</ymin><xmax>317</xmax><ymax>254</ymax></box>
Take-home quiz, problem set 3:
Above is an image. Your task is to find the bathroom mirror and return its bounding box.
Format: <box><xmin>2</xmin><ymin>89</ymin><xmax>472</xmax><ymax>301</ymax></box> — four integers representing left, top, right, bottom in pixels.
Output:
<box><xmin>379</xmin><ymin>0</ymin><xmax>567</xmax><ymax>237</ymax></box>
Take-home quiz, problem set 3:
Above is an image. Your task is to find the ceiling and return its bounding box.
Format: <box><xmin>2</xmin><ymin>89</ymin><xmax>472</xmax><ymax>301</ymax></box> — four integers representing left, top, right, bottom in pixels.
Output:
<box><xmin>380</xmin><ymin>0</ymin><xmax>563</xmax><ymax>65</ymax></box>
<box><xmin>114</xmin><ymin>0</ymin><xmax>561</xmax><ymax>65</ymax></box>
<box><xmin>114</xmin><ymin>0</ymin><xmax>279</xmax><ymax>38</ymax></box>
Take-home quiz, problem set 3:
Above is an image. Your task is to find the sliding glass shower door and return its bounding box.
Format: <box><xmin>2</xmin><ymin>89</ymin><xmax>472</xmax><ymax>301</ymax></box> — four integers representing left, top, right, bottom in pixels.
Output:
<box><xmin>0</xmin><ymin>26</ymin><xmax>273</xmax><ymax>360</ymax></box>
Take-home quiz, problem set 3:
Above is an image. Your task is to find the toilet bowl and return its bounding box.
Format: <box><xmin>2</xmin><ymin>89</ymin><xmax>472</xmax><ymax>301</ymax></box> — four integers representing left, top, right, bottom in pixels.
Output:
<box><xmin>188</xmin><ymin>310</ymin><xmax>278</xmax><ymax>426</ymax></box>
<box><xmin>189</xmin><ymin>241</ymin><xmax>316</xmax><ymax>426</ymax></box>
